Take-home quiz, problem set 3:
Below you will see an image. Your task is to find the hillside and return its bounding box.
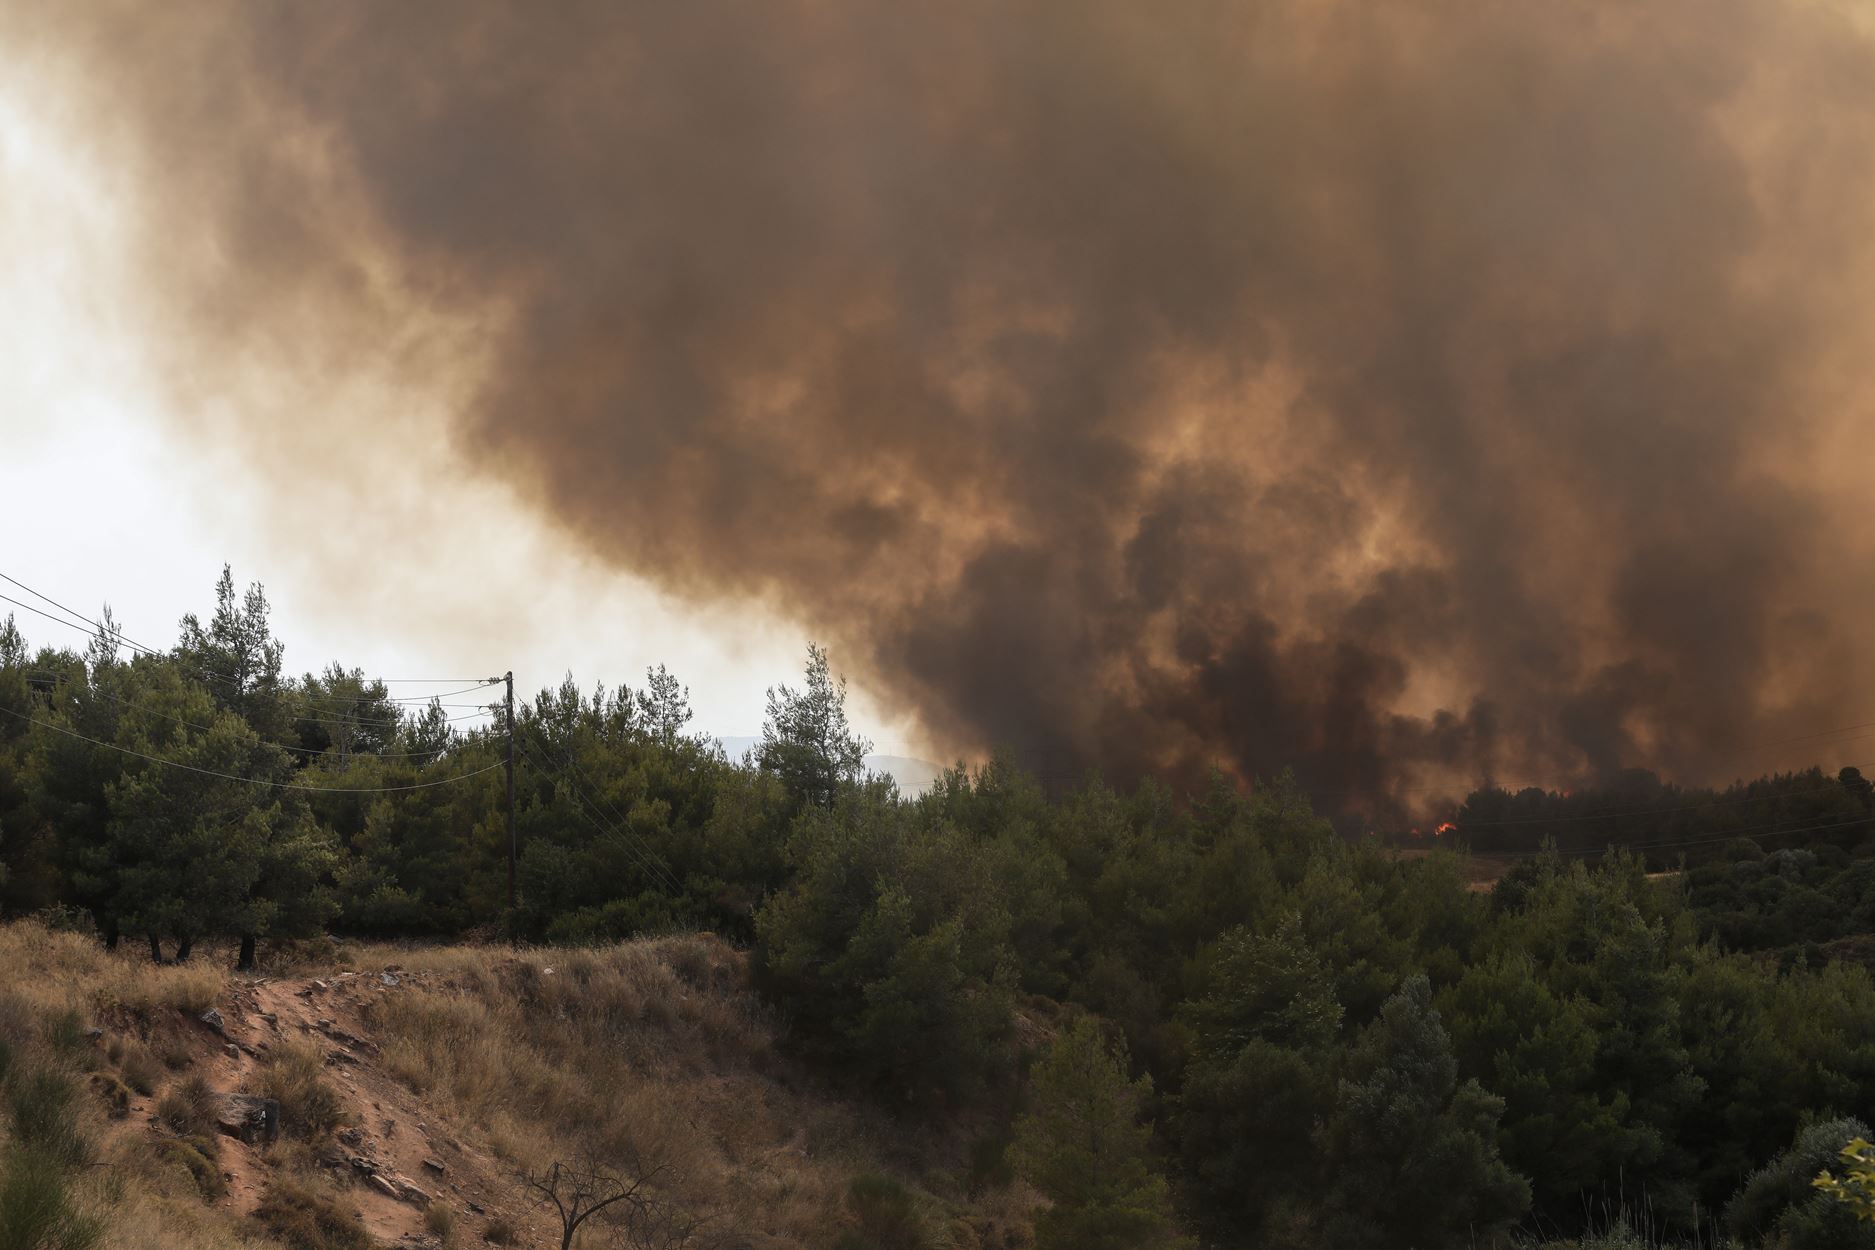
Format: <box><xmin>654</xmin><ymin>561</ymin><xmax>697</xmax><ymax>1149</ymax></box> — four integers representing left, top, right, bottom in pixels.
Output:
<box><xmin>0</xmin><ymin>921</ymin><xmax>1037</xmax><ymax>1250</ymax></box>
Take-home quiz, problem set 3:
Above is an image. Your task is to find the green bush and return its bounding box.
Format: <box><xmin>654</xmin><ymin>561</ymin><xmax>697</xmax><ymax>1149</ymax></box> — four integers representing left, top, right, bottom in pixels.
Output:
<box><xmin>1727</xmin><ymin>1118</ymin><xmax>1875</xmax><ymax>1250</ymax></box>
<box><xmin>0</xmin><ymin>1148</ymin><xmax>102</xmax><ymax>1250</ymax></box>
<box><xmin>7</xmin><ymin>1068</ymin><xmax>89</xmax><ymax>1166</ymax></box>
<box><xmin>157</xmin><ymin>1135</ymin><xmax>227</xmax><ymax>1202</ymax></box>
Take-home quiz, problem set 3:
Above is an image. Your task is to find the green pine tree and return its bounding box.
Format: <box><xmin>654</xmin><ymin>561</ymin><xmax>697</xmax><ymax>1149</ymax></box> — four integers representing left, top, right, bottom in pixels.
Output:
<box><xmin>1013</xmin><ymin>1016</ymin><xmax>1190</xmax><ymax>1250</ymax></box>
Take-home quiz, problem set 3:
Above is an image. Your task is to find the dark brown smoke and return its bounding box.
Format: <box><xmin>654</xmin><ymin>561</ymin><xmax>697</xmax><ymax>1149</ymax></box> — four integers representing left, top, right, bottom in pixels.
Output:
<box><xmin>16</xmin><ymin>1</ymin><xmax>1875</xmax><ymax>821</ymax></box>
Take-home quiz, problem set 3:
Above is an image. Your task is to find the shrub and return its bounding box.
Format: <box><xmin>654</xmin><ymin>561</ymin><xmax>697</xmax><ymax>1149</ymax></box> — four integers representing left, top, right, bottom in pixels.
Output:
<box><xmin>119</xmin><ymin>1041</ymin><xmax>162</xmax><ymax>1095</ymax></box>
<box><xmin>0</xmin><ymin>1148</ymin><xmax>102</xmax><ymax>1250</ymax></box>
<box><xmin>1729</xmin><ymin>1117</ymin><xmax>1873</xmax><ymax>1249</ymax></box>
<box><xmin>837</xmin><ymin>1174</ymin><xmax>930</xmax><ymax>1250</ymax></box>
<box><xmin>251</xmin><ymin>1177</ymin><xmax>377</xmax><ymax>1250</ymax></box>
<box><xmin>254</xmin><ymin>1038</ymin><xmax>346</xmax><ymax>1138</ymax></box>
<box><xmin>42</xmin><ymin>1010</ymin><xmax>92</xmax><ymax>1064</ymax></box>
<box><xmin>482</xmin><ymin>1215</ymin><xmax>517</xmax><ymax>1245</ymax></box>
<box><xmin>8</xmin><ymin>1067</ymin><xmax>90</xmax><ymax>1165</ymax></box>
<box><xmin>87</xmin><ymin>1072</ymin><xmax>131</xmax><ymax>1119</ymax></box>
<box><xmin>158</xmin><ymin>1135</ymin><xmax>228</xmax><ymax>1202</ymax></box>
<box><xmin>965</xmin><ymin>1130</ymin><xmax>1014</xmax><ymax>1194</ymax></box>
<box><xmin>157</xmin><ymin>1073</ymin><xmax>219</xmax><ymax>1138</ymax></box>
<box><xmin>424</xmin><ymin>1201</ymin><xmax>457</xmax><ymax>1244</ymax></box>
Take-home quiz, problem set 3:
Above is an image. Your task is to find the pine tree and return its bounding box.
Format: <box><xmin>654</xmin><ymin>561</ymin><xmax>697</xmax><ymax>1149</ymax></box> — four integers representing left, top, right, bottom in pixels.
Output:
<box><xmin>1013</xmin><ymin>1016</ymin><xmax>1190</xmax><ymax>1250</ymax></box>
<box><xmin>1320</xmin><ymin>974</ymin><xmax>1531</xmax><ymax>1249</ymax></box>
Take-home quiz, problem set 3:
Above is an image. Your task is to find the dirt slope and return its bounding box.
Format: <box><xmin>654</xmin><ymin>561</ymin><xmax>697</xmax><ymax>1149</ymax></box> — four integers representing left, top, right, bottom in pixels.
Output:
<box><xmin>108</xmin><ymin>964</ymin><xmax>551</xmax><ymax>1248</ymax></box>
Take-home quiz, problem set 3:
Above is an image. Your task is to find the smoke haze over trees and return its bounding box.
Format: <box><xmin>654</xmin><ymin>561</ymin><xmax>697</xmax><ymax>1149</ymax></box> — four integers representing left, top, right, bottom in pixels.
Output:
<box><xmin>10</xmin><ymin>575</ymin><xmax>1875</xmax><ymax>1244</ymax></box>
<box><xmin>11</xmin><ymin>3</ymin><xmax>1875</xmax><ymax>821</ymax></box>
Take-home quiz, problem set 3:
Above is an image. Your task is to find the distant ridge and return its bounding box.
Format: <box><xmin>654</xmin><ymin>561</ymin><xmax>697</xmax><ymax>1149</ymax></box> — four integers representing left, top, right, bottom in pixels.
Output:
<box><xmin>713</xmin><ymin>736</ymin><xmax>945</xmax><ymax>794</ymax></box>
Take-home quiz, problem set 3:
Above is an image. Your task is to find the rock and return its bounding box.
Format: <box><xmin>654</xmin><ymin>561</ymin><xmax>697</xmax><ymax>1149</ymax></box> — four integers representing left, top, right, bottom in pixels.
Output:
<box><xmin>466</xmin><ymin>1200</ymin><xmax>485</xmax><ymax>1215</ymax></box>
<box><xmin>379</xmin><ymin>972</ymin><xmax>400</xmax><ymax>987</ymax></box>
<box><xmin>224</xmin><ymin>1043</ymin><xmax>240</xmax><ymax>1058</ymax></box>
<box><xmin>84</xmin><ymin>1026</ymin><xmax>104</xmax><ymax>1040</ymax></box>
<box><xmin>339</xmin><ymin>1127</ymin><xmax>364</xmax><ymax>1147</ymax></box>
<box><xmin>368</xmin><ymin>1174</ymin><xmax>401</xmax><ymax>1200</ymax></box>
<box><xmin>215</xmin><ymin>1094</ymin><xmax>280</xmax><ymax>1144</ymax></box>
<box><xmin>421</xmin><ymin>1158</ymin><xmax>446</xmax><ymax>1175</ymax></box>
<box><xmin>396</xmin><ymin>1180</ymin><xmax>431</xmax><ymax>1206</ymax></box>
<box><xmin>199</xmin><ymin>1008</ymin><xmax>226</xmax><ymax>1034</ymax></box>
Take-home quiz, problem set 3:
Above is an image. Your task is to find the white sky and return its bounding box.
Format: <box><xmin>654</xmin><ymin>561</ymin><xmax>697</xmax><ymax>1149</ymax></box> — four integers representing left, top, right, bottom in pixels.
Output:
<box><xmin>0</xmin><ymin>71</ymin><xmax>919</xmax><ymax>756</ymax></box>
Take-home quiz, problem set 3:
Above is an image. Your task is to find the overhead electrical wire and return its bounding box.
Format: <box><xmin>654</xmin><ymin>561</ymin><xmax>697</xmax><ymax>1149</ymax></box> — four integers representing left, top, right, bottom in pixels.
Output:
<box><xmin>0</xmin><ymin>574</ymin><xmax>500</xmax><ymax>711</ymax></box>
<box><xmin>517</xmin><ymin>735</ymin><xmax>685</xmax><ymax>895</ymax></box>
<box><xmin>0</xmin><ymin>706</ymin><xmax>504</xmax><ymax>793</ymax></box>
<box><xmin>516</xmin><ymin>739</ymin><xmax>681</xmax><ymax>894</ymax></box>
<box><xmin>517</xmin><ymin>731</ymin><xmax>684</xmax><ymax>894</ymax></box>
<box><xmin>12</xmin><ymin>571</ymin><xmax>1874</xmax><ymax>873</ymax></box>
<box><xmin>20</xmin><ymin>672</ymin><xmax>472</xmax><ymax>762</ymax></box>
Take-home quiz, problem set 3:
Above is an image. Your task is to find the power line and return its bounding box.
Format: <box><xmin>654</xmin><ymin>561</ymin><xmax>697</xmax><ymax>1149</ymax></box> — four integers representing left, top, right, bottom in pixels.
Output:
<box><xmin>4</xmin><ymin>604</ymin><xmax>499</xmax><ymax>726</ymax></box>
<box><xmin>518</xmin><ymin>732</ymin><xmax>684</xmax><ymax>894</ymax></box>
<box><xmin>0</xmin><ymin>573</ymin><xmax>498</xmax><ymax>709</ymax></box>
<box><xmin>0</xmin><ymin>705</ymin><xmax>504</xmax><ymax>793</ymax></box>
<box><xmin>517</xmin><ymin>736</ymin><xmax>684</xmax><ymax>895</ymax></box>
<box><xmin>22</xmin><ymin>672</ymin><xmax>471</xmax><ymax>762</ymax></box>
<box><xmin>0</xmin><ymin>594</ymin><xmax>99</xmax><ymax>641</ymax></box>
<box><xmin>530</xmin><ymin>726</ymin><xmax>686</xmax><ymax>892</ymax></box>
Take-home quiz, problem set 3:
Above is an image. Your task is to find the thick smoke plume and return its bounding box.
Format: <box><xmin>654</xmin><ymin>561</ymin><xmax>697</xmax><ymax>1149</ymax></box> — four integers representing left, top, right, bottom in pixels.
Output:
<box><xmin>16</xmin><ymin>1</ymin><xmax>1875</xmax><ymax>820</ymax></box>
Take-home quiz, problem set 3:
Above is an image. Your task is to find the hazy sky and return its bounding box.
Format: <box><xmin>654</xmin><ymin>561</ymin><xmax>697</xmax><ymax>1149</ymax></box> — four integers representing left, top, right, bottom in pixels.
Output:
<box><xmin>0</xmin><ymin>79</ymin><xmax>915</xmax><ymax>753</ymax></box>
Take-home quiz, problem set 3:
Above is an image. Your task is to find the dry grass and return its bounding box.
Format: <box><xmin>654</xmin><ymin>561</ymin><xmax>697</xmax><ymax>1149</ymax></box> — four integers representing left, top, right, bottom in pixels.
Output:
<box><xmin>93</xmin><ymin>1187</ymin><xmax>278</xmax><ymax>1250</ymax></box>
<box><xmin>250</xmin><ymin>1037</ymin><xmax>346</xmax><ymax>1139</ymax></box>
<box><xmin>352</xmin><ymin>936</ymin><xmax>1020</xmax><ymax>1250</ymax></box>
<box><xmin>423</xmin><ymin>1200</ymin><xmax>456</xmax><ymax>1245</ymax></box>
<box><xmin>0</xmin><ymin>922</ymin><xmax>227</xmax><ymax>1024</ymax></box>
<box><xmin>117</xmin><ymin>1041</ymin><xmax>163</xmax><ymax>1096</ymax></box>
<box><xmin>250</xmin><ymin>1177</ymin><xmax>376</xmax><ymax>1250</ymax></box>
<box><xmin>0</xmin><ymin>920</ymin><xmax>1040</xmax><ymax>1250</ymax></box>
<box><xmin>156</xmin><ymin>1074</ymin><xmax>218</xmax><ymax>1139</ymax></box>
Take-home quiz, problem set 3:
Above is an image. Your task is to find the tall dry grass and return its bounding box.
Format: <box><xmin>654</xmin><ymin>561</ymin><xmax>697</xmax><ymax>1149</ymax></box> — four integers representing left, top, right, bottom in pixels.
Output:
<box><xmin>0</xmin><ymin>920</ymin><xmax>1036</xmax><ymax>1249</ymax></box>
<box><xmin>0</xmin><ymin>922</ymin><xmax>225</xmax><ymax>1024</ymax></box>
<box><xmin>354</xmin><ymin>937</ymin><xmax>1030</xmax><ymax>1249</ymax></box>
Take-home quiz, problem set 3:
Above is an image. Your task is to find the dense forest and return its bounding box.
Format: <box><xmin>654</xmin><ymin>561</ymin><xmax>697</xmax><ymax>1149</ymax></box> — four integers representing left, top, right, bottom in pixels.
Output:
<box><xmin>6</xmin><ymin>570</ymin><xmax>1875</xmax><ymax>1249</ymax></box>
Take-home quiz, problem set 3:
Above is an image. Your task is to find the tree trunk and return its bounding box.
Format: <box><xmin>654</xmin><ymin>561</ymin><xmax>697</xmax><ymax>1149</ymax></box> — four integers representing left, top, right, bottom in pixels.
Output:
<box><xmin>148</xmin><ymin>934</ymin><xmax>165</xmax><ymax>964</ymax></box>
<box><xmin>174</xmin><ymin>936</ymin><xmax>193</xmax><ymax>963</ymax></box>
<box><xmin>236</xmin><ymin>933</ymin><xmax>257</xmax><ymax>972</ymax></box>
<box><xmin>102</xmin><ymin>918</ymin><xmax>119</xmax><ymax>951</ymax></box>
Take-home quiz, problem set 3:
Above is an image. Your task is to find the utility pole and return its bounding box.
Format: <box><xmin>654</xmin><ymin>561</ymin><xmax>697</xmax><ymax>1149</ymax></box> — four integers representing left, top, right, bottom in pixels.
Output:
<box><xmin>505</xmin><ymin>670</ymin><xmax>516</xmax><ymax>913</ymax></box>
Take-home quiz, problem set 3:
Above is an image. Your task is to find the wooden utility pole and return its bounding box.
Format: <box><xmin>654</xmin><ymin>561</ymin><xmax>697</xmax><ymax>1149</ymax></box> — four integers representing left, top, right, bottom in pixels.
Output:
<box><xmin>505</xmin><ymin>669</ymin><xmax>516</xmax><ymax>912</ymax></box>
